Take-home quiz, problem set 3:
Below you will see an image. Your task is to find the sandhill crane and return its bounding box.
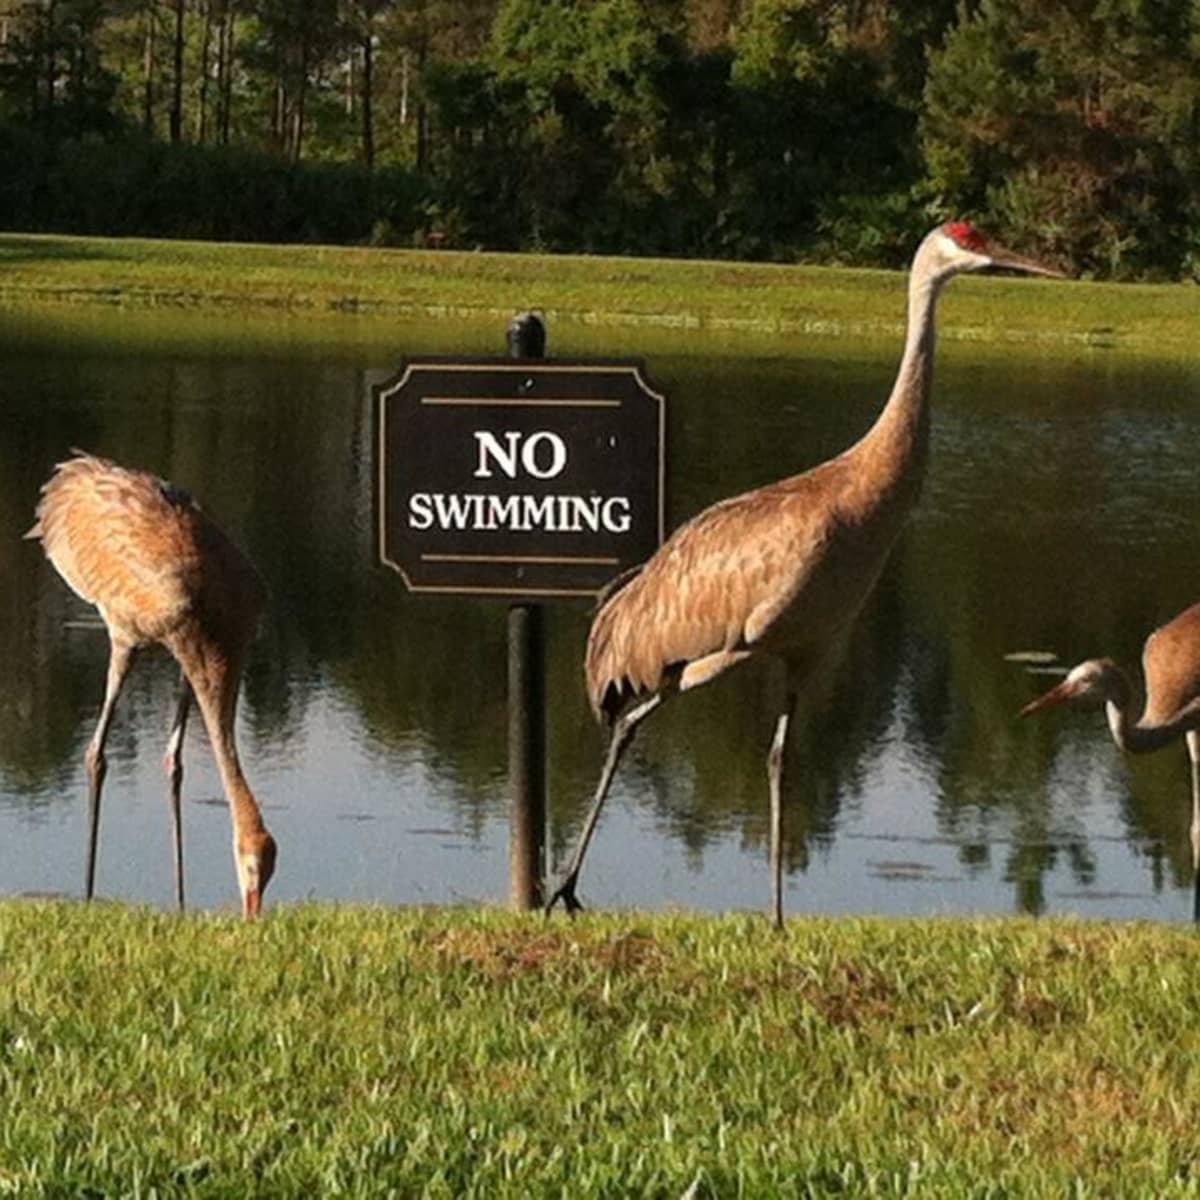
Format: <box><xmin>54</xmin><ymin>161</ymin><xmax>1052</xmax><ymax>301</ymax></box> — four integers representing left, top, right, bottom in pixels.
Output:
<box><xmin>1020</xmin><ymin>602</ymin><xmax>1200</xmax><ymax>919</ymax></box>
<box><xmin>546</xmin><ymin>221</ymin><xmax>1063</xmax><ymax>926</ymax></box>
<box><xmin>27</xmin><ymin>452</ymin><xmax>277</xmax><ymax>918</ymax></box>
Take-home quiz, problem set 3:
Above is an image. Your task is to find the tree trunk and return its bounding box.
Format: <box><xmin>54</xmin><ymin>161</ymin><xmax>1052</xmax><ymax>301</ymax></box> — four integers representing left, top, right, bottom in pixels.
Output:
<box><xmin>272</xmin><ymin>65</ymin><xmax>284</xmax><ymax>149</ymax></box>
<box><xmin>43</xmin><ymin>0</ymin><xmax>57</xmax><ymax>128</ymax></box>
<box><xmin>414</xmin><ymin>41</ymin><xmax>427</xmax><ymax>170</ymax></box>
<box><xmin>218</xmin><ymin>0</ymin><xmax>234</xmax><ymax>144</ymax></box>
<box><xmin>399</xmin><ymin>49</ymin><xmax>408</xmax><ymax>126</ymax></box>
<box><xmin>169</xmin><ymin>0</ymin><xmax>184</xmax><ymax>142</ymax></box>
<box><xmin>290</xmin><ymin>44</ymin><xmax>307</xmax><ymax>163</ymax></box>
<box><xmin>196</xmin><ymin>0</ymin><xmax>213</xmax><ymax>141</ymax></box>
<box><xmin>70</xmin><ymin>35</ymin><xmax>84</xmax><ymax>121</ymax></box>
<box><xmin>142</xmin><ymin>2</ymin><xmax>156</xmax><ymax>135</ymax></box>
<box><xmin>361</xmin><ymin>33</ymin><xmax>374</xmax><ymax>168</ymax></box>
<box><xmin>291</xmin><ymin>98</ymin><xmax>304</xmax><ymax>163</ymax></box>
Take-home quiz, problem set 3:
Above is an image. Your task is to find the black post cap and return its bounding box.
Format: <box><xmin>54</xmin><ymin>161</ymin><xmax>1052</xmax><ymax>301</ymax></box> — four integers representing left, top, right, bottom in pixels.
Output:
<box><xmin>507</xmin><ymin>311</ymin><xmax>546</xmax><ymax>359</ymax></box>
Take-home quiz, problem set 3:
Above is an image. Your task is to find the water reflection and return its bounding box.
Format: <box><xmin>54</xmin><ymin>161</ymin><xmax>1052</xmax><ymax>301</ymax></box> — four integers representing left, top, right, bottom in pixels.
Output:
<box><xmin>2</xmin><ymin>305</ymin><xmax>1199</xmax><ymax>919</ymax></box>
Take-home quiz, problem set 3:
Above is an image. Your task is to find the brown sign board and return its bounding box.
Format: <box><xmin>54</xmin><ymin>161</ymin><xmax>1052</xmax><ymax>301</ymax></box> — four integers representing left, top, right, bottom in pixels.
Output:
<box><xmin>374</xmin><ymin>358</ymin><xmax>666</xmax><ymax>599</ymax></box>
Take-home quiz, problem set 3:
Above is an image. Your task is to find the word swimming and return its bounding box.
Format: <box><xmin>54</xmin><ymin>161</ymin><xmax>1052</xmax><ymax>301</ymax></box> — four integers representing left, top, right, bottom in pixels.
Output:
<box><xmin>409</xmin><ymin>492</ymin><xmax>633</xmax><ymax>534</ymax></box>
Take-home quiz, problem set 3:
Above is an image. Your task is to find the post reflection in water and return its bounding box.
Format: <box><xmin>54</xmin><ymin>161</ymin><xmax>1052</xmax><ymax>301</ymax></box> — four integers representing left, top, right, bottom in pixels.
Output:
<box><xmin>1</xmin><ymin>308</ymin><xmax>1199</xmax><ymax>920</ymax></box>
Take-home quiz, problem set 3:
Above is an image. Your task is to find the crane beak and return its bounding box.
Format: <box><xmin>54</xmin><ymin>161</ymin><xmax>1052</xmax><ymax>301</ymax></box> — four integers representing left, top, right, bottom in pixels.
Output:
<box><xmin>242</xmin><ymin>887</ymin><xmax>262</xmax><ymax>919</ymax></box>
<box><xmin>986</xmin><ymin>245</ymin><xmax>1067</xmax><ymax>278</ymax></box>
<box><xmin>1019</xmin><ymin>678</ymin><xmax>1077</xmax><ymax>717</ymax></box>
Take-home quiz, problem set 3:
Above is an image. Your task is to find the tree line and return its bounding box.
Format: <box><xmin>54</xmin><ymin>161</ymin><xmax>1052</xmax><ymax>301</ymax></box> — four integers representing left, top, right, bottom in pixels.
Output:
<box><xmin>1</xmin><ymin>0</ymin><xmax>1199</xmax><ymax>279</ymax></box>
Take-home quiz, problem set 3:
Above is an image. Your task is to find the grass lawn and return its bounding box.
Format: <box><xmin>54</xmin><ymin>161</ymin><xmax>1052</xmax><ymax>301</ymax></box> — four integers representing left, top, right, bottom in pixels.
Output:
<box><xmin>3</xmin><ymin>902</ymin><xmax>1200</xmax><ymax>1197</ymax></box>
<box><xmin>1</xmin><ymin>231</ymin><xmax>1197</xmax><ymax>357</ymax></box>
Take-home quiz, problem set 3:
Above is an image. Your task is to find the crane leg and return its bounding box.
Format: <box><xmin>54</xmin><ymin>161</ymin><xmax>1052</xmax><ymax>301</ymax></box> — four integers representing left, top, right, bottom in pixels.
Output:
<box><xmin>545</xmin><ymin>693</ymin><xmax>663</xmax><ymax>915</ymax></box>
<box><xmin>163</xmin><ymin>674</ymin><xmax>193</xmax><ymax>914</ymax></box>
<box><xmin>1188</xmin><ymin>731</ymin><xmax>1200</xmax><ymax>924</ymax></box>
<box><xmin>766</xmin><ymin>687</ymin><xmax>798</xmax><ymax>930</ymax></box>
<box><xmin>83</xmin><ymin>640</ymin><xmax>135</xmax><ymax>902</ymax></box>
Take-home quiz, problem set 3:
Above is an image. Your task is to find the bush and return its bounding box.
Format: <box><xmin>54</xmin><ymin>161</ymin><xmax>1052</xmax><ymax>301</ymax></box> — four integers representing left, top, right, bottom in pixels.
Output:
<box><xmin>0</xmin><ymin>125</ymin><xmax>432</xmax><ymax>247</ymax></box>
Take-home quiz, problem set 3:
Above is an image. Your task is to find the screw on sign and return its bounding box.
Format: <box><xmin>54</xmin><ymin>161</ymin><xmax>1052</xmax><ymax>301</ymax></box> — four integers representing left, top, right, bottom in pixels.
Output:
<box><xmin>374</xmin><ymin>358</ymin><xmax>665</xmax><ymax>600</ymax></box>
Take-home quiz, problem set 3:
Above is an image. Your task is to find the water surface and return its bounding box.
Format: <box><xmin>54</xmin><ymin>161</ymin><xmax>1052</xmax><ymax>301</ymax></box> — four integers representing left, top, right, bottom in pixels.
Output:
<box><xmin>2</xmin><ymin>304</ymin><xmax>1198</xmax><ymax>921</ymax></box>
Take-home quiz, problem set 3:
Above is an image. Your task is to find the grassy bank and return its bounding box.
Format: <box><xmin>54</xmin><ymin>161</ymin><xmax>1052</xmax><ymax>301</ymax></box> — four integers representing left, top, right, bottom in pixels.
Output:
<box><xmin>1</xmin><ymin>231</ymin><xmax>1197</xmax><ymax>357</ymax></box>
<box><xmin>3</xmin><ymin>902</ymin><xmax>1200</xmax><ymax>1197</ymax></box>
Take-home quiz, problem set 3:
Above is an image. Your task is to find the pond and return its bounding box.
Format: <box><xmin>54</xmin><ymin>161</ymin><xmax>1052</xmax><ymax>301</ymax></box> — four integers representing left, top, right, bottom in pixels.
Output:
<box><xmin>2</xmin><ymin>302</ymin><xmax>1199</xmax><ymax>922</ymax></box>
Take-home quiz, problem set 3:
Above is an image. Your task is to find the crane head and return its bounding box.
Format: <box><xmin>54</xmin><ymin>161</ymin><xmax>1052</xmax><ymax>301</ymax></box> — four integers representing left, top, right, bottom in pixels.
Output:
<box><xmin>236</xmin><ymin>828</ymin><xmax>277</xmax><ymax>918</ymax></box>
<box><xmin>1019</xmin><ymin>658</ymin><xmax>1123</xmax><ymax>716</ymax></box>
<box><xmin>934</xmin><ymin>220</ymin><xmax>1065</xmax><ymax>279</ymax></box>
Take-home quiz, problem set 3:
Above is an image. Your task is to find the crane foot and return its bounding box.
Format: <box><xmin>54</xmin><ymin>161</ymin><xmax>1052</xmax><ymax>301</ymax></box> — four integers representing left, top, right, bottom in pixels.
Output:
<box><xmin>544</xmin><ymin>874</ymin><xmax>584</xmax><ymax>916</ymax></box>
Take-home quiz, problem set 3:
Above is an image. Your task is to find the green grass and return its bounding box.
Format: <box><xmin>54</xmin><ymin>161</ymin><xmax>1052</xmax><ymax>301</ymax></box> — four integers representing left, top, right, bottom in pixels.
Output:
<box><xmin>4</xmin><ymin>902</ymin><xmax>1200</xmax><ymax>1197</ymax></box>
<box><xmin>1</xmin><ymin>231</ymin><xmax>1197</xmax><ymax>358</ymax></box>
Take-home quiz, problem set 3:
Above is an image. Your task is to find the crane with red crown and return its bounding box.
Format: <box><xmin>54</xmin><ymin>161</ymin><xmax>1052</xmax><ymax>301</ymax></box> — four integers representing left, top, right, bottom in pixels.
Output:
<box><xmin>546</xmin><ymin>221</ymin><xmax>1064</xmax><ymax>926</ymax></box>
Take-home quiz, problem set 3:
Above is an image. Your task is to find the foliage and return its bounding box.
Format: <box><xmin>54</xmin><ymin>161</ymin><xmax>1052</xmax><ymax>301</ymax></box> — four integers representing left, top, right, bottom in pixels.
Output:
<box><xmin>728</xmin><ymin>0</ymin><xmax>930</xmax><ymax>263</ymax></box>
<box><xmin>921</xmin><ymin>0</ymin><xmax>1200</xmax><ymax>278</ymax></box>
<box><xmin>421</xmin><ymin>0</ymin><xmax>691</xmax><ymax>253</ymax></box>
<box><xmin>240</xmin><ymin>0</ymin><xmax>345</xmax><ymax>160</ymax></box>
<box><xmin>0</xmin><ymin>0</ymin><xmax>118</xmax><ymax>132</ymax></box>
<box><xmin>0</xmin><ymin>125</ymin><xmax>429</xmax><ymax>244</ymax></box>
<box><xmin>418</xmin><ymin>0</ymin><xmax>945</xmax><ymax>262</ymax></box>
<box><xmin>0</xmin><ymin>0</ymin><xmax>1199</xmax><ymax>275</ymax></box>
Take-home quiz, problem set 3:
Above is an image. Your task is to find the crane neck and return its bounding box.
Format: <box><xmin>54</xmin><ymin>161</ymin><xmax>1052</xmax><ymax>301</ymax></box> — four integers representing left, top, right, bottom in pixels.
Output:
<box><xmin>1105</xmin><ymin>679</ymin><xmax>1200</xmax><ymax>754</ymax></box>
<box><xmin>209</xmin><ymin>726</ymin><xmax>268</xmax><ymax>837</ymax></box>
<box><xmin>853</xmin><ymin>264</ymin><xmax>945</xmax><ymax>488</ymax></box>
<box><xmin>897</xmin><ymin>269</ymin><xmax>941</xmax><ymax>403</ymax></box>
<box><xmin>174</xmin><ymin>642</ymin><xmax>268</xmax><ymax>837</ymax></box>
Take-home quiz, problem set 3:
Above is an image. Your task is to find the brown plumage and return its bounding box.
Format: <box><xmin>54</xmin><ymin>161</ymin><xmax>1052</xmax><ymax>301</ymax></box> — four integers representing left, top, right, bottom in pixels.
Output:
<box><xmin>26</xmin><ymin>452</ymin><xmax>276</xmax><ymax>918</ymax></box>
<box><xmin>586</xmin><ymin>443</ymin><xmax>912</xmax><ymax>718</ymax></box>
<box><xmin>1021</xmin><ymin>601</ymin><xmax>1200</xmax><ymax>918</ymax></box>
<box><xmin>547</xmin><ymin>221</ymin><xmax>1063</xmax><ymax>926</ymax></box>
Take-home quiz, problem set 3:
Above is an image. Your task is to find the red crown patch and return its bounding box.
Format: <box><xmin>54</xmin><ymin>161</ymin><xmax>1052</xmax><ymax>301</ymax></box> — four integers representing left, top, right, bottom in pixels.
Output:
<box><xmin>943</xmin><ymin>220</ymin><xmax>988</xmax><ymax>253</ymax></box>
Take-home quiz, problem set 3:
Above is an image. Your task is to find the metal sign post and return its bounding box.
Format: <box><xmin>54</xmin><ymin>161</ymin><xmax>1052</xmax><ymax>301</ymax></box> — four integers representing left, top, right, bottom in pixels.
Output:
<box><xmin>373</xmin><ymin>314</ymin><xmax>665</xmax><ymax>910</ymax></box>
<box><xmin>506</xmin><ymin>312</ymin><xmax>546</xmax><ymax>910</ymax></box>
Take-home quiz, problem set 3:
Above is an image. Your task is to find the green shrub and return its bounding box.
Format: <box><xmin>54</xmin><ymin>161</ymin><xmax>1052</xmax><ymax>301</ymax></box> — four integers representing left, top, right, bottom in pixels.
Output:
<box><xmin>0</xmin><ymin>126</ymin><xmax>431</xmax><ymax>247</ymax></box>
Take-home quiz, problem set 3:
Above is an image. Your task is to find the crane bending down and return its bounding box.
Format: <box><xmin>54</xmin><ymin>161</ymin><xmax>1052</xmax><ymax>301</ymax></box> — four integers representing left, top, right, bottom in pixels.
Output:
<box><xmin>27</xmin><ymin>452</ymin><xmax>277</xmax><ymax>918</ymax></box>
<box><xmin>546</xmin><ymin>221</ymin><xmax>1063</xmax><ymax>927</ymax></box>
<box><xmin>1021</xmin><ymin>602</ymin><xmax>1200</xmax><ymax>920</ymax></box>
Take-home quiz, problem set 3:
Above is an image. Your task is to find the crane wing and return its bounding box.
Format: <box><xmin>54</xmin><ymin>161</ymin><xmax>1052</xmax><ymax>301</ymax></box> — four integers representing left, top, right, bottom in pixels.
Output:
<box><xmin>586</xmin><ymin>468</ymin><xmax>846</xmax><ymax>720</ymax></box>
<box><xmin>1141</xmin><ymin>602</ymin><xmax>1200</xmax><ymax>727</ymax></box>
